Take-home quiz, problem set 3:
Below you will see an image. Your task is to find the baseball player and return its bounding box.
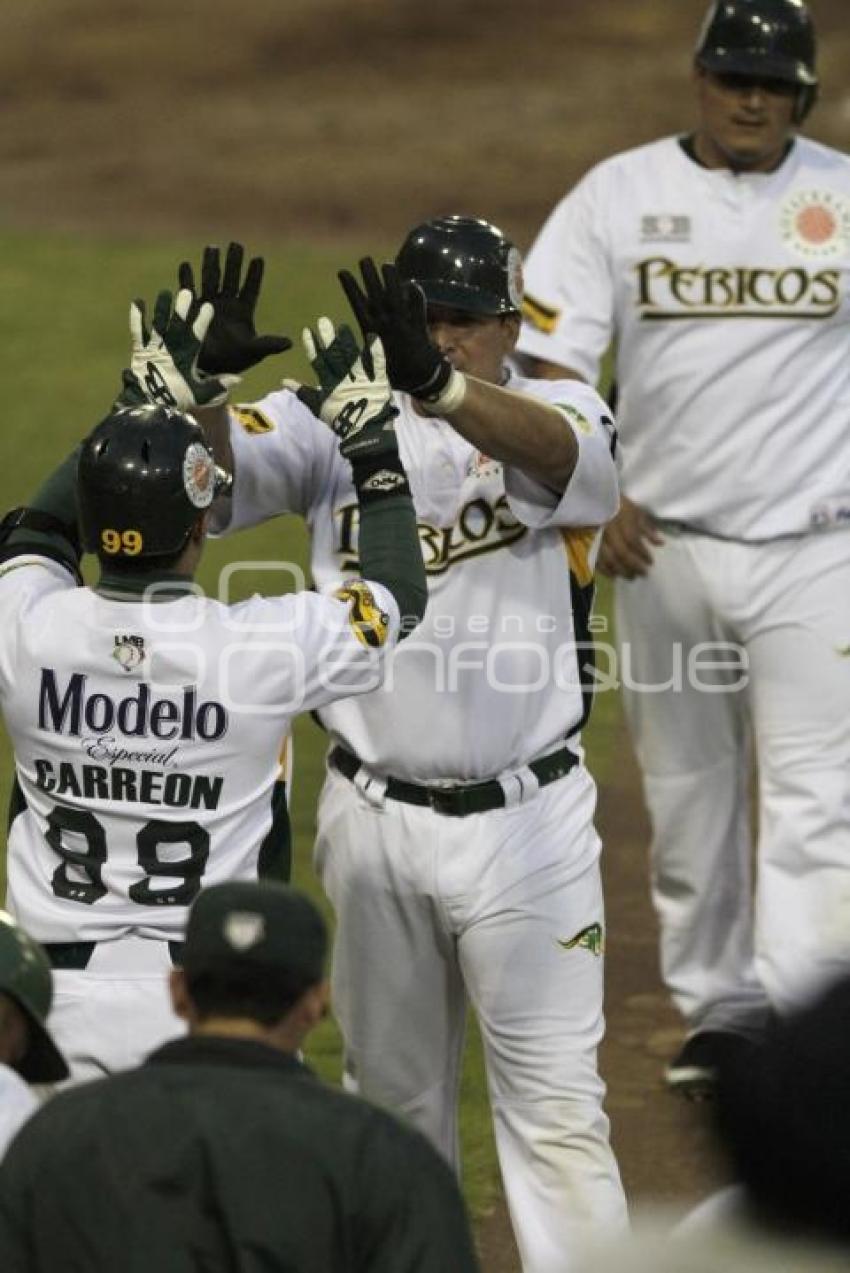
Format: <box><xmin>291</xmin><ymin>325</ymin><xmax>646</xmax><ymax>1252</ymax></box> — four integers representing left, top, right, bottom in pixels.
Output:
<box><xmin>0</xmin><ymin>882</ymin><xmax>481</xmax><ymax>1272</ymax></box>
<box><xmin>0</xmin><ymin>911</ymin><xmax>68</xmax><ymax>1157</ymax></box>
<box><xmin>517</xmin><ymin>0</ymin><xmax>850</xmax><ymax>1094</ymax></box>
<box><xmin>0</xmin><ymin>285</ymin><xmax>426</xmax><ymax>1080</ymax></box>
<box><xmin>191</xmin><ymin>217</ymin><xmax>626</xmax><ymax>1273</ymax></box>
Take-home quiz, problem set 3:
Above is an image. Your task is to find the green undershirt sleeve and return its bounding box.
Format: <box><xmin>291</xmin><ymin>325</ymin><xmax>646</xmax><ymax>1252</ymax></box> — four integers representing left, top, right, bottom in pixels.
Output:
<box><xmin>2</xmin><ymin>446</ymin><xmax>82</xmax><ymax>574</ymax></box>
<box><xmin>356</xmin><ymin>493</ymin><xmax>427</xmax><ymax>640</ymax></box>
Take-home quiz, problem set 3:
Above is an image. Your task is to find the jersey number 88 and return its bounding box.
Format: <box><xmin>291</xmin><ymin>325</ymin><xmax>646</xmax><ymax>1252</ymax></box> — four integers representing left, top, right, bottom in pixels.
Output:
<box><xmin>46</xmin><ymin>806</ymin><xmax>209</xmax><ymax>907</ymax></box>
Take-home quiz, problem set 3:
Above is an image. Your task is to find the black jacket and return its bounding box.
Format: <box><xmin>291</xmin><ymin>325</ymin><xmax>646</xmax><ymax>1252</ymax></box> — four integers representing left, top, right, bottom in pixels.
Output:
<box><xmin>0</xmin><ymin>1035</ymin><xmax>479</xmax><ymax>1272</ymax></box>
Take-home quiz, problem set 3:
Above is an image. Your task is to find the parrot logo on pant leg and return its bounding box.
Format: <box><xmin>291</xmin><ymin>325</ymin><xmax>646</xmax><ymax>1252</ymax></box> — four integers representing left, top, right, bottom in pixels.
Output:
<box><xmin>558</xmin><ymin>923</ymin><xmax>604</xmax><ymax>956</ymax></box>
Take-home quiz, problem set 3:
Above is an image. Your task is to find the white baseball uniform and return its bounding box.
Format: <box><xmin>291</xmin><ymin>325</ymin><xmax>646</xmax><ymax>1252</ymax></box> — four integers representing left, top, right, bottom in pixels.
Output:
<box><xmin>0</xmin><ymin>551</ymin><xmax>401</xmax><ymax>1078</ymax></box>
<box><xmin>214</xmin><ymin>379</ymin><xmax>627</xmax><ymax>1272</ymax></box>
<box><xmin>519</xmin><ymin>135</ymin><xmax>850</xmax><ymax>1027</ymax></box>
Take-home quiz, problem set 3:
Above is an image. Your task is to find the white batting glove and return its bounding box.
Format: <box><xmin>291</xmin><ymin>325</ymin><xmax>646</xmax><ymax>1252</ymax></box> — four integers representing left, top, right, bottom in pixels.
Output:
<box><xmin>282</xmin><ymin>319</ymin><xmax>399</xmax><ymax>462</ymax></box>
<box><xmin>120</xmin><ymin>288</ymin><xmax>241</xmax><ymax>412</ymax></box>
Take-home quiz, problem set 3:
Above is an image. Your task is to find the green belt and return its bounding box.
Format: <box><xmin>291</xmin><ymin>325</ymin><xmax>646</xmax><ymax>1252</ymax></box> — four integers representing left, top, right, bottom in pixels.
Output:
<box><xmin>330</xmin><ymin>743</ymin><xmax>578</xmax><ymax>817</ymax></box>
<box><xmin>44</xmin><ymin>940</ymin><xmax>185</xmax><ymax>970</ymax></box>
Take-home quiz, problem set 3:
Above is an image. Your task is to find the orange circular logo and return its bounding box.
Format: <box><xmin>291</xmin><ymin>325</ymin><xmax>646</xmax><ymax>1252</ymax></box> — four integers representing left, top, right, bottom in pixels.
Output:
<box><xmin>795</xmin><ymin>204</ymin><xmax>837</xmax><ymax>245</ymax></box>
<box><xmin>780</xmin><ymin>191</ymin><xmax>850</xmax><ymax>259</ymax></box>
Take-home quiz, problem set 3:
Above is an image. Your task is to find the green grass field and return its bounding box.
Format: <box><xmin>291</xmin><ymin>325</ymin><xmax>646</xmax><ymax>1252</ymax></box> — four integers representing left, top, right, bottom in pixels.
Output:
<box><xmin>0</xmin><ymin>230</ymin><xmax>619</xmax><ymax>1219</ymax></box>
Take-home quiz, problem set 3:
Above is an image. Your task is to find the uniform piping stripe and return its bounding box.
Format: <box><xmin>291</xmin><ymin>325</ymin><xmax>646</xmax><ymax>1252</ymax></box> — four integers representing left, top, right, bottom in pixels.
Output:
<box><xmin>522</xmin><ymin>293</ymin><xmax>560</xmax><ymax>334</ymax></box>
<box><xmin>561</xmin><ymin>527</ymin><xmax>596</xmax><ymax>588</ymax></box>
<box><xmin>639</xmin><ymin>309</ymin><xmax>839</xmax><ymax>321</ymax></box>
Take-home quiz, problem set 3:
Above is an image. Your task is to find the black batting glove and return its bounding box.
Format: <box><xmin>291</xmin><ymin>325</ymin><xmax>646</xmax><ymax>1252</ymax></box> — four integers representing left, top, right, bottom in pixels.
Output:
<box><xmin>177</xmin><ymin>241</ymin><xmax>292</xmax><ymax>374</ymax></box>
<box><xmin>338</xmin><ymin>258</ymin><xmax>453</xmax><ymax>402</ymax></box>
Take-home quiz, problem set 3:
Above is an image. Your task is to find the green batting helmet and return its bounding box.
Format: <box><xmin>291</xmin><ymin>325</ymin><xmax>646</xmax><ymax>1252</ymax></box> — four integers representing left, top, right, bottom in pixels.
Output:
<box><xmin>695</xmin><ymin>0</ymin><xmax>818</xmax><ymax>120</ymax></box>
<box><xmin>396</xmin><ymin>216</ymin><xmax>524</xmax><ymax>317</ymax></box>
<box><xmin>77</xmin><ymin>404</ymin><xmax>231</xmax><ymax>561</ymax></box>
<box><xmin>0</xmin><ymin>911</ymin><xmax>68</xmax><ymax>1082</ymax></box>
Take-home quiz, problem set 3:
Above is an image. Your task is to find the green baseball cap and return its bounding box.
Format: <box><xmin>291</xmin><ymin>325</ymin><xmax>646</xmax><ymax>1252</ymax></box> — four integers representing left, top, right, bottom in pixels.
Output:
<box><xmin>0</xmin><ymin>910</ymin><xmax>69</xmax><ymax>1082</ymax></box>
<box><xmin>183</xmin><ymin>882</ymin><xmax>328</xmax><ymax>984</ymax></box>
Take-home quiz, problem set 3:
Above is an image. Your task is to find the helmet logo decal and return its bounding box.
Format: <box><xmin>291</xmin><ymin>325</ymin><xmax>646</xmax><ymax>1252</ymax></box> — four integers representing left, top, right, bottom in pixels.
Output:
<box><xmin>183</xmin><ymin>442</ymin><xmax>216</xmax><ymax>508</ymax></box>
<box><xmin>507</xmin><ymin>247</ymin><xmax>524</xmax><ymax>310</ymax></box>
<box><xmin>780</xmin><ymin>191</ymin><xmax>850</xmax><ymax>259</ymax></box>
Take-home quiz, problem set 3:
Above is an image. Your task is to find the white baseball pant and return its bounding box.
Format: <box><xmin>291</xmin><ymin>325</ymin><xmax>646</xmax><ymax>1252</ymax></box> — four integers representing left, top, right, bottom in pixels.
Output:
<box><xmin>47</xmin><ymin>937</ymin><xmax>182</xmax><ymax>1080</ymax></box>
<box><xmin>615</xmin><ymin>528</ymin><xmax>850</xmax><ymax>1027</ymax></box>
<box><xmin>315</xmin><ymin>761</ymin><xmax>627</xmax><ymax>1273</ymax></box>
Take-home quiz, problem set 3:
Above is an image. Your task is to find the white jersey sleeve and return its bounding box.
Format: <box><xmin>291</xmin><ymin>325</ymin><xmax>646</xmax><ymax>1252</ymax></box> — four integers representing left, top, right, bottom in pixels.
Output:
<box><xmin>210</xmin><ymin>388</ymin><xmax>342</xmax><ymax>534</ymax></box>
<box><xmin>225</xmin><ymin>581</ymin><xmax>401</xmax><ymax>715</ymax></box>
<box><xmin>503</xmin><ymin>376</ymin><xmax>619</xmax><ymax>529</ymax></box>
<box><xmin>0</xmin><ymin>556</ymin><xmax>77</xmax><ymax>691</ymax></box>
<box><xmin>517</xmin><ymin>163</ymin><xmax>616</xmax><ymax>381</ymax></box>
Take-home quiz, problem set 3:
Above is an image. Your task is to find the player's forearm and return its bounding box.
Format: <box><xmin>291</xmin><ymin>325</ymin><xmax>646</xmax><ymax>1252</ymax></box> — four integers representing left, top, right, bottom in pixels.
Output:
<box><xmin>436</xmin><ymin>376</ymin><xmax>578</xmax><ymax>492</ymax></box>
<box><xmin>195</xmin><ymin>403</ymin><xmax>234</xmax><ymax>475</ymax></box>
<box><xmin>1</xmin><ymin>447</ymin><xmax>82</xmax><ymax>569</ymax></box>
<box><xmin>356</xmin><ymin>492</ymin><xmax>427</xmax><ymax>638</ymax></box>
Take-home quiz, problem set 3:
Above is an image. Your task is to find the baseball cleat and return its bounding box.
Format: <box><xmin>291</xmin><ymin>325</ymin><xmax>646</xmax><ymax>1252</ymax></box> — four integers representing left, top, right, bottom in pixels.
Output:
<box><xmin>664</xmin><ymin>1030</ymin><xmax>755</xmax><ymax>1101</ymax></box>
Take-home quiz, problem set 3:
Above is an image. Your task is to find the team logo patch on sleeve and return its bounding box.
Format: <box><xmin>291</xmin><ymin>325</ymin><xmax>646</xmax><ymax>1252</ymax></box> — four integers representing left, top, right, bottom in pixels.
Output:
<box><xmin>334</xmin><ymin>580</ymin><xmax>390</xmax><ymax>649</ymax></box>
<box><xmin>521</xmin><ymin>292</ymin><xmax>560</xmax><ymax>334</ymax></box>
<box><xmin>557</xmin><ymin>402</ymin><xmax>593</xmax><ymax>435</ymax></box>
<box><xmin>232</xmin><ymin>406</ymin><xmax>275</xmax><ymax>435</ymax></box>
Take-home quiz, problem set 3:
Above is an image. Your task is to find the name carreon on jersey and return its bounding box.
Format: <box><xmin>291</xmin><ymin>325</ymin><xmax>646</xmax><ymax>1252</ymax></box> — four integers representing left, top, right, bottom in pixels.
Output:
<box><xmin>33</xmin><ymin>668</ymin><xmax>228</xmax><ymax>811</ymax></box>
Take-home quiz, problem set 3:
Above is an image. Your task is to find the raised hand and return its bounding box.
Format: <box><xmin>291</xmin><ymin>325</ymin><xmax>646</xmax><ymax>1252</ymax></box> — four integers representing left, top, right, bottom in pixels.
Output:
<box><xmin>282</xmin><ymin>318</ymin><xmax>399</xmax><ymax>464</ymax></box>
<box><xmin>177</xmin><ymin>241</ymin><xmax>292</xmax><ymax>374</ymax></box>
<box><xmin>338</xmin><ymin>258</ymin><xmax>453</xmax><ymax>403</ymax></box>
<box><xmin>118</xmin><ymin>288</ymin><xmax>239</xmax><ymax>411</ymax></box>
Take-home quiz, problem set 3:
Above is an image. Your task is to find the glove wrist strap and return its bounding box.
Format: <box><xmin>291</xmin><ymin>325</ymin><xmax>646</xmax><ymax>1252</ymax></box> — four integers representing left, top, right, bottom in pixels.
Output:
<box><xmin>419</xmin><ymin>369</ymin><xmax>467</xmax><ymax>417</ymax></box>
<box><xmin>350</xmin><ymin>452</ymin><xmax>413</xmax><ymax>506</ymax></box>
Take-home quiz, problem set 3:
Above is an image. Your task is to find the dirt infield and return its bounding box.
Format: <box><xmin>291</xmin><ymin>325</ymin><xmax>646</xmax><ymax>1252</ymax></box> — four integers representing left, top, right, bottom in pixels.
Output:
<box><xmin>2</xmin><ymin>0</ymin><xmax>848</xmax><ymax>249</ymax></box>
